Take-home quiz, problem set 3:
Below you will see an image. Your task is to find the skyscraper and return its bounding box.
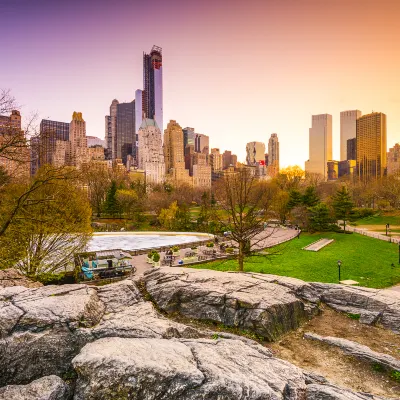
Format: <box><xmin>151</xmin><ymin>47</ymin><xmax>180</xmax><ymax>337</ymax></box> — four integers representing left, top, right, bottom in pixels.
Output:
<box><xmin>340</xmin><ymin>110</ymin><xmax>362</xmax><ymax>161</ymax></box>
<box><xmin>268</xmin><ymin>133</ymin><xmax>279</xmax><ymax>177</ymax></box>
<box><xmin>163</xmin><ymin>120</ymin><xmax>191</xmax><ymax>186</ymax></box>
<box><xmin>305</xmin><ymin>114</ymin><xmax>332</xmax><ymax>179</ymax></box>
<box><xmin>356</xmin><ymin>112</ymin><xmax>387</xmax><ymax>182</ymax></box>
<box><xmin>137</xmin><ymin>118</ymin><xmax>165</xmax><ymax>185</ymax></box>
<box><xmin>143</xmin><ymin>45</ymin><xmax>163</xmax><ymax>132</ymax></box>
<box><xmin>246</xmin><ymin>142</ymin><xmax>265</xmax><ymax>166</ymax></box>
<box><xmin>347</xmin><ymin>138</ymin><xmax>357</xmax><ymax>160</ymax></box>
<box><xmin>116</xmin><ymin>101</ymin><xmax>135</xmax><ymax>165</ymax></box>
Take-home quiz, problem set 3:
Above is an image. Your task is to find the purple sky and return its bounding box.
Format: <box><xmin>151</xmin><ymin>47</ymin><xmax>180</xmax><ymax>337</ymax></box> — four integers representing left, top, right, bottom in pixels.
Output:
<box><xmin>2</xmin><ymin>0</ymin><xmax>400</xmax><ymax>166</ymax></box>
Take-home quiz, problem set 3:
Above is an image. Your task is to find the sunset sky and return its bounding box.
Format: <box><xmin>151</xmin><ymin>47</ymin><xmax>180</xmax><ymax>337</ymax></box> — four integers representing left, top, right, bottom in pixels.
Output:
<box><xmin>2</xmin><ymin>0</ymin><xmax>400</xmax><ymax>167</ymax></box>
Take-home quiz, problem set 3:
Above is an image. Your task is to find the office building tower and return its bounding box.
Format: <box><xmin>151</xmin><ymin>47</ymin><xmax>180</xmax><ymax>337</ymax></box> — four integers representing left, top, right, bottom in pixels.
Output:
<box><xmin>246</xmin><ymin>141</ymin><xmax>265</xmax><ymax>166</ymax></box>
<box><xmin>40</xmin><ymin>119</ymin><xmax>70</xmax><ymax>141</ymax></box>
<box><xmin>264</xmin><ymin>153</ymin><xmax>269</xmax><ymax>166</ymax></box>
<box><xmin>183</xmin><ymin>127</ymin><xmax>195</xmax><ymax>148</ymax></box>
<box><xmin>137</xmin><ymin>118</ymin><xmax>165</xmax><ymax>185</ymax></box>
<box><xmin>195</xmin><ymin>133</ymin><xmax>209</xmax><ymax>154</ymax></box>
<box><xmin>305</xmin><ymin>114</ymin><xmax>332</xmax><ymax>179</ymax></box>
<box><xmin>143</xmin><ymin>45</ymin><xmax>163</xmax><ymax>132</ymax></box>
<box><xmin>163</xmin><ymin>120</ymin><xmax>192</xmax><ymax>186</ymax></box>
<box><xmin>356</xmin><ymin>112</ymin><xmax>387</xmax><ymax>182</ymax></box>
<box><xmin>116</xmin><ymin>101</ymin><xmax>135</xmax><ymax>165</ymax></box>
<box><xmin>340</xmin><ymin>110</ymin><xmax>362</xmax><ymax>161</ymax></box>
<box><xmin>135</xmin><ymin>89</ymin><xmax>144</xmax><ymax>159</ymax></box>
<box><xmin>387</xmin><ymin>143</ymin><xmax>400</xmax><ymax>175</ymax></box>
<box><xmin>347</xmin><ymin>138</ymin><xmax>357</xmax><ymax>160</ymax></box>
<box><xmin>268</xmin><ymin>133</ymin><xmax>279</xmax><ymax>169</ymax></box>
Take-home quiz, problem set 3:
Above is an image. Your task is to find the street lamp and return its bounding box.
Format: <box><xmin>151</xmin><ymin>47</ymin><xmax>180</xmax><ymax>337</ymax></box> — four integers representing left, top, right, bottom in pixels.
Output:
<box><xmin>386</xmin><ymin>223</ymin><xmax>390</xmax><ymax>236</ymax></box>
<box><xmin>337</xmin><ymin>260</ymin><xmax>342</xmax><ymax>282</ymax></box>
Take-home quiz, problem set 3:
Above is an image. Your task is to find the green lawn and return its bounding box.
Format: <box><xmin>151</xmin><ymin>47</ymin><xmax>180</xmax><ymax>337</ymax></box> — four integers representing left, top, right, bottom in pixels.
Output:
<box><xmin>192</xmin><ymin>232</ymin><xmax>400</xmax><ymax>289</ymax></box>
<box><xmin>351</xmin><ymin>214</ymin><xmax>400</xmax><ymax>234</ymax></box>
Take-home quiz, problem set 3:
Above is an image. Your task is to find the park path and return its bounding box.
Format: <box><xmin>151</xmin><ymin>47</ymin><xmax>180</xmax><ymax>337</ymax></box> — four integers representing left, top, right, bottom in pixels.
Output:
<box><xmin>345</xmin><ymin>225</ymin><xmax>400</xmax><ymax>244</ymax></box>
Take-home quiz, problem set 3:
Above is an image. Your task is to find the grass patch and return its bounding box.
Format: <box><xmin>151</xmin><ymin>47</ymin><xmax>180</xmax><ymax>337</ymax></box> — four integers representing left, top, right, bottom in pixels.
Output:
<box><xmin>191</xmin><ymin>232</ymin><xmax>400</xmax><ymax>289</ymax></box>
<box><xmin>347</xmin><ymin>313</ymin><xmax>361</xmax><ymax>320</ymax></box>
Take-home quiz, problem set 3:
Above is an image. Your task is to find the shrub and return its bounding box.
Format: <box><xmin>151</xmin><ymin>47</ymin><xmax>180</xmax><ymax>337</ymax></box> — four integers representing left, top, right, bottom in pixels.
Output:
<box><xmin>391</xmin><ymin>370</ymin><xmax>400</xmax><ymax>382</ymax></box>
<box><xmin>35</xmin><ymin>272</ymin><xmax>68</xmax><ymax>285</ymax></box>
<box><xmin>206</xmin><ymin>242</ymin><xmax>214</xmax><ymax>248</ymax></box>
<box><xmin>172</xmin><ymin>245</ymin><xmax>180</xmax><ymax>252</ymax></box>
<box><xmin>347</xmin><ymin>313</ymin><xmax>360</xmax><ymax>320</ymax></box>
<box><xmin>191</xmin><ymin>246</ymin><xmax>197</xmax><ymax>250</ymax></box>
<box><xmin>153</xmin><ymin>252</ymin><xmax>160</xmax><ymax>263</ymax></box>
<box><xmin>225</xmin><ymin>247</ymin><xmax>234</xmax><ymax>254</ymax></box>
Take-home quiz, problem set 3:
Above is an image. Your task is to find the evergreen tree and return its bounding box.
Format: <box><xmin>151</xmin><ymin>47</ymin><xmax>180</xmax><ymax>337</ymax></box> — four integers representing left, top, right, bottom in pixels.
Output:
<box><xmin>287</xmin><ymin>189</ymin><xmax>303</xmax><ymax>210</ymax></box>
<box><xmin>104</xmin><ymin>181</ymin><xmax>120</xmax><ymax>217</ymax></box>
<box><xmin>303</xmin><ymin>186</ymin><xmax>320</xmax><ymax>207</ymax></box>
<box><xmin>308</xmin><ymin>203</ymin><xmax>333</xmax><ymax>232</ymax></box>
<box><xmin>332</xmin><ymin>186</ymin><xmax>354</xmax><ymax>232</ymax></box>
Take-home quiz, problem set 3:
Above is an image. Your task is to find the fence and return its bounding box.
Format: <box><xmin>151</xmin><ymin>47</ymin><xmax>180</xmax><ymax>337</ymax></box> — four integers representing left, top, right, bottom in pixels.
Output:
<box><xmin>345</xmin><ymin>226</ymin><xmax>400</xmax><ymax>244</ymax></box>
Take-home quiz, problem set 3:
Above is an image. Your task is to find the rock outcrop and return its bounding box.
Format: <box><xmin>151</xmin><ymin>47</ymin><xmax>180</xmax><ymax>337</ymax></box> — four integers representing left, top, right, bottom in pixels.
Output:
<box><xmin>0</xmin><ymin>268</ymin><xmax>398</xmax><ymax>399</ymax></box>
<box><xmin>304</xmin><ymin>332</ymin><xmax>400</xmax><ymax>373</ymax></box>
<box><xmin>0</xmin><ymin>375</ymin><xmax>69</xmax><ymax>400</ymax></box>
<box><xmin>141</xmin><ymin>267</ymin><xmax>318</xmax><ymax>341</ymax></box>
<box><xmin>0</xmin><ymin>269</ymin><xmax>42</xmax><ymax>288</ymax></box>
<box><xmin>0</xmin><ymin>284</ymin><xmax>104</xmax><ymax>386</ymax></box>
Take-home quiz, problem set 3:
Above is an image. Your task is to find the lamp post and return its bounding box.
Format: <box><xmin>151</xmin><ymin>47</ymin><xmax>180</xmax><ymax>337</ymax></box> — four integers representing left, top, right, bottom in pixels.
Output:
<box><xmin>386</xmin><ymin>223</ymin><xmax>390</xmax><ymax>236</ymax></box>
<box><xmin>337</xmin><ymin>260</ymin><xmax>342</xmax><ymax>283</ymax></box>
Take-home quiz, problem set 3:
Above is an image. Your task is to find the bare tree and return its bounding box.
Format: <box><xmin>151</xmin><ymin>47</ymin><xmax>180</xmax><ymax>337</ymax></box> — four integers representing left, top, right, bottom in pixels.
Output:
<box><xmin>214</xmin><ymin>168</ymin><xmax>276</xmax><ymax>271</ymax></box>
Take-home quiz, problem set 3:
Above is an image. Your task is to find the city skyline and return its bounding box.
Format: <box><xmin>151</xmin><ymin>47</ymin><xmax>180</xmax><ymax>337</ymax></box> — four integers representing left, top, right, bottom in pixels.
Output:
<box><xmin>2</xmin><ymin>0</ymin><xmax>400</xmax><ymax>167</ymax></box>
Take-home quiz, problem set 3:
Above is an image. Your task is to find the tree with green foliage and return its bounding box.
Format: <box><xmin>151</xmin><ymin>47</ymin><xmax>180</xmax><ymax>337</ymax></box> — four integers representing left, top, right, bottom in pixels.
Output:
<box><xmin>287</xmin><ymin>189</ymin><xmax>303</xmax><ymax>210</ymax></box>
<box><xmin>104</xmin><ymin>180</ymin><xmax>121</xmax><ymax>217</ymax></box>
<box><xmin>303</xmin><ymin>186</ymin><xmax>320</xmax><ymax>207</ymax></box>
<box><xmin>332</xmin><ymin>186</ymin><xmax>354</xmax><ymax>232</ymax></box>
<box><xmin>308</xmin><ymin>202</ymin><xmax>333</xmax><ymax>232</ymax></box>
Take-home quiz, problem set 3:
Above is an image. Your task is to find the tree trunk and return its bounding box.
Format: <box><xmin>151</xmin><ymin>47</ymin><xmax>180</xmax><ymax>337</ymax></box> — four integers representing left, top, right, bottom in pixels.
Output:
<box><xmin>238</xmin><ymin>241</ymin><xmax>244</xmax><ymax>272</ymax></box>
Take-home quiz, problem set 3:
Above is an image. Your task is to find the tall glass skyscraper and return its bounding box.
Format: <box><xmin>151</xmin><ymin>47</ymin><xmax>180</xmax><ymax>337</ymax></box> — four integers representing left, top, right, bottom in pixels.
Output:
<box><xmin>143</xmin><ymin>45</ymin><xmax>163</xmax><ymax>133</ymax></box>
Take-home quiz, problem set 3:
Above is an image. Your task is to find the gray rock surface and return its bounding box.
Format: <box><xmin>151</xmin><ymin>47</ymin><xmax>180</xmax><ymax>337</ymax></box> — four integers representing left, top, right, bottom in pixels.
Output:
<box><xmin>0</xmin><ymin>375</ymin><xmax>69</xmax><ymax>400</ymax></box>
<box><xmin>72</xmin><ymin>337</ymin><xmax>308</xmax><ymax>400</ymax></box>
<box><xmin>304</xmin><ymin>332</ymin><xmax>400</xmax><ymax>372</ymax></box>
<box><xmin>142</xmin><ymin>267</ymin><xmax>317</xmax><ymax>341</ymax></box>
<box><xmin>306</xmin><ymin>384</ymin><xmax>389</xmax><ymax>400</ymax></box>
<box><xmin>0</xmin><ymin>284</ymin><xmax>104</xmax><ymax>386</ymax></box>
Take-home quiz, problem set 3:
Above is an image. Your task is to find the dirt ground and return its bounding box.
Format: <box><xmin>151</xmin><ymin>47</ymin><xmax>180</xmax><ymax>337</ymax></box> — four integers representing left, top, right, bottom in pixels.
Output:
<box><xmin>266</xmin><ymin>306</ymin><xmax>400</xmax><ymax>398</ymax></box>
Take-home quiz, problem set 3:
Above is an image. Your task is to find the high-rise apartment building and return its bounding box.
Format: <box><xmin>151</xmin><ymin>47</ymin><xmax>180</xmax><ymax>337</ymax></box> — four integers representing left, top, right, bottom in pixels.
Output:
<box><xmin>137</xmin><ymin>118</ymin><xmax>165</xmax><ymax>185</ymax></box>
<box><xmin>222</xmin><ymin>150</ymin><xmax>237</xmax><ymax>169</ymax></box>
<box><xmin>143</xmin><ymin>45</ymin><xmax>163</xmax><ymax>132</ymax></box>
<box><xmin>387</xmin><ymin>143</ymin><xmax>400</xmax><ymax>175</ymax></box>
<box><xmin>305</xmin><ymin>114</ymin><xmax>332</xmax><ymax>180</ymax></box>
<box><xmin>195</xmin><ymin>134</ymin><xmax>209</xmax><ymax>154</ymax></box>
<box><xmin>192</xmin><ymin>153</ymin><xmax>211</xmax><ymax>189</ymax></box>
<box><xmin>347</xmin><ymin>138</ymin><xmax>357</xmax><ymax>160</ymax></box>
<box><xmin>340</xmin><ymin>110</ymin><xmax>362</xmax><ymax>161</ymax></box>
<box><xmin>356</xmin><ymin>112</ymin><xmax>387</xmax><ymax>182</ymax></box>
<box><xmin>268</xmin><ymin>133</ymin><xmax>279</xmax><ymax>169</ymax></box>
<box><xmin>209</xmin><ymin>148</ymin><xmax>223</xmax><ymax>174</ymax></box>
<box><xmin>163</xmin><ymin>120</ymin><xmax>192</xmax><ymax>186</ymax></box>
<box><xmin>246</xmin><ymin>141</ymin><xmax>265</xmax><ymax>166</ymax></box>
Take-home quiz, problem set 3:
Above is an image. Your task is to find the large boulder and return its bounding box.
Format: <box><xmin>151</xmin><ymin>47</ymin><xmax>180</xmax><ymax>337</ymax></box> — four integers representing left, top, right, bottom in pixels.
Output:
<box><xmin>0</xmin><ymin>375</ymin><xmax>69</xmax><ymax>400</ymax></box>
<box><xmin>306</xmin><ymin>384</ymin><xmax>389</xmax><ymax>400</ymax></box>
<box><xmin>305</xmin><ymin>283</ymin><xmax>400</xmax><ymax>333</ymax></box>
<box><xmin>0</xmin><ymin>269</ymin><xmax>42</xmax><ymax>288</ymax></box>
<box><xmin>0</xmin><ymin>284</ymin><xmax>104</xmax><ymax>386</ymax></box>
<box><xmin>141</xmin><ymin>268</ymin><xmax>317</xmax><ymax>341</ymax></box>
<box><xmin>72</xmin><ymin>337</ymin><xmax>308</xmax><ymax>399</ymax></box>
